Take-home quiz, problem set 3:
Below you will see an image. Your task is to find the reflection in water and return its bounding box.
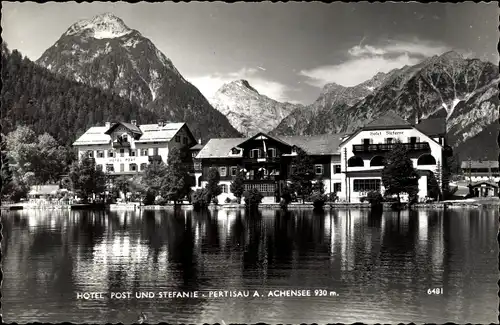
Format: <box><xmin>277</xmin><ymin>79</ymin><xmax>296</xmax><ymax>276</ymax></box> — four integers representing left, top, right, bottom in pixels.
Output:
<box><xmin>1</xmin><ymin>208</ymin><xmax>497</xmax><ymax>323</ymax></box>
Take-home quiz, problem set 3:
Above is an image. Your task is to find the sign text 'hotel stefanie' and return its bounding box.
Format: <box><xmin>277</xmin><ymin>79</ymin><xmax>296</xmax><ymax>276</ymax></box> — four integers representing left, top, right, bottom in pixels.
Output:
<box><xmin>369</xmin><ymin>131</ymin><xmax>405</xmax><ymax>136</ymax></box>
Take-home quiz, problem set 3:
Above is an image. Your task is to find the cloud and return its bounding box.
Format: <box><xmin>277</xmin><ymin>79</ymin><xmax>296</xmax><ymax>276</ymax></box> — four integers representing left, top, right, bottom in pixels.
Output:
<box><xmin>187</xmin><ymin>67</ymin><xmax>293</xmax><ymax>102</ymax></box>
<box><xmin>300</xmin><ymin>39</ymin><xmax>453</xmax><ymax>88</ymax></box>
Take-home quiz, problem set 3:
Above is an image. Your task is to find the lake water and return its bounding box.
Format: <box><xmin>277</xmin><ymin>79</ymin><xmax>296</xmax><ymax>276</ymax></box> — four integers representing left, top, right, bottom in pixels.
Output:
<box><xmin>2</xmin><ymin>207</ymin><xmax>498</xmax><ymax>323</ymax></box>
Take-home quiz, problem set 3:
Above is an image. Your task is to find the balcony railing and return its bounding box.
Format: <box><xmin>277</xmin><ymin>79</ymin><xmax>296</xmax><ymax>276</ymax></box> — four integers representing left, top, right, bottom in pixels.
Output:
<box><xmin>148</xmin><ymin>155</ymin><xmax>163</xmax><ymax>163</ymax></box>
<box><xmin>243</xmin><ymin>156</ymin><xmax>280</xmax><ymax>164</ymax></box>
<box><xmin>112</xmin><ymin>140</ymin><xmax>131</xmax><ymax>148</ymax></box>
<box><xmin>352</xmin><ymin>142</ymin><xmax>430</xmax><ymax>153</ymax></box>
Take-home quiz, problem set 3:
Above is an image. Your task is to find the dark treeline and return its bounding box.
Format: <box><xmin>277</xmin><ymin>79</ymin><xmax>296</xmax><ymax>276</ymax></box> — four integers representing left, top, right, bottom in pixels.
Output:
<box><xmin>1</xmin><ymin>44</ymin><xmax>160</xmax><ymax>147</ymax></box>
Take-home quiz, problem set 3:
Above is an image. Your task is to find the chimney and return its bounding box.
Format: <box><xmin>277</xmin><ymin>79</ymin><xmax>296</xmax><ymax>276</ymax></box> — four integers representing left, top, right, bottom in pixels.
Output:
<box><xmin>158</xmin><ymin>119</ymin><xmax>164</xmax><ymax>127</ymax></box>
<box><xmin>131</xmin><ymin>119</ymin><xmax>137</xmax><ymax>125</ymax></box>
<box><xmin>105</xmin><ymin>121</ymin><xmax>111</xmax><ymax>128</ymax></box>
<box><xmin>414</xmin><ymin>114</ymin><xmax>419</xmax><ymax>125</ymax></box>
<box><xmin>198</xmin><ymin>138</ymin><xmax>202</xmax><ymax>144</ymax></box>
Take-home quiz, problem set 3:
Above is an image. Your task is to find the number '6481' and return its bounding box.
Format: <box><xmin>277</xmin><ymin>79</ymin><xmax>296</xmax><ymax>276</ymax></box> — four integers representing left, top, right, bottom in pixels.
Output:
<box><xmin>427</xmin><ymin>288</ymin><xmax>443</xmax><ymax>295</ymax></box>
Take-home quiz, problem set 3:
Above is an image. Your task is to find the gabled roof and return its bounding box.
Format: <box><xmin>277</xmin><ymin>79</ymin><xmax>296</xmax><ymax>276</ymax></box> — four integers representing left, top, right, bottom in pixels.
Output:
<box><xmin>277</xmin><ymin>134</ymin><xmax>346</xmax><ymax>155</ymax></box>
<box><xmin>104</xmin><ymin>122</ymin><xmax>143</xmax><ymax>135</ymax></box>
<box><xmin>73</xmin><ymin>122</ymin><xmax>188</xmax><ymax>146</ymax></box>
<box><xmin>415</xmin><ymin>118</ymin><xmax>446</xmax><ymax>136</ymax></box>
<box><xmin>196</xmin><ymin>138</ymin><xmax>246</xmax><ymax>158</ymax></box>
<box><xmin>237</xmin><ymin>132</ymin><xmax>292</xmax><ymax>148</ymax></box>
<box><xmin>190</xmin><ymin>143</ymin><xmax>204</xmax><ymax>150</ymax></box>
<box><xmin>460</xmin><ymin>160</ymin><xmax>499</xmax><ymax>169</ymax></box>
<box><xmin>364</xmin><ymin>111</ymin><xmax>412</xmax><ymax>129</ymax></box>
<box><xmin>470</xmin><ymin>180</ymin><xmax>499</xmax><ymax>188</ymax></box>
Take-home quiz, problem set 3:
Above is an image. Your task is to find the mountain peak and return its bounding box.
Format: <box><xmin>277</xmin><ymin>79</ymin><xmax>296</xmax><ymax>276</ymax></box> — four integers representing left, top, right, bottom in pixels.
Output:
<box><xmin>439</xmin><ymin>50</ymin><xmax>463</xmax><ymax>60</ymax></box>
<box><xmin>64</xmin><ymin>13</ymin><xmax>132</xmax><ymax>39</ymax></box>
<box><xmin>221</xmin><ymin>79</ymin><xmax>259</xmax><ymax>94</ymax></box>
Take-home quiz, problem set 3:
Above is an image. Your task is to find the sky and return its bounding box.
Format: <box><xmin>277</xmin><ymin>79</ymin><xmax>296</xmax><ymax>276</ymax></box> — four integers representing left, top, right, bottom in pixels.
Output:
<box><xmin>2</xmin><ymin>2</ymin><xmax>498</xmax><ymax>105</ymax></box>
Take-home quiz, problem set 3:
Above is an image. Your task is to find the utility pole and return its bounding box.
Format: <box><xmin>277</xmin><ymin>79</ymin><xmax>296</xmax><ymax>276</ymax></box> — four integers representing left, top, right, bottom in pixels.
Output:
<box><xmin>344</xmin><ymin>147</ymin><xmax>349</xmax><ymax>203</ymax></box>
<box><xmin>468</xmin><ymin>158</ymin><xmax>472</xmax><ymax>184</ymax></box>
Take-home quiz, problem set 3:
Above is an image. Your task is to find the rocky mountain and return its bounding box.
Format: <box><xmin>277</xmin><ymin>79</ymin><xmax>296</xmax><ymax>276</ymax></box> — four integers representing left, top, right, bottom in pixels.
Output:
<box><xmin>272</xmin><ymin>51</ymin><xmax>499</xmax><ymax>160</ymax></box>
<box><xmin>210</xmin><ymin>79</ymin><xmax>303</xmax><ymax>135</ymax></box>
<box><xmin>273</xmin><ymin>71</ymin><xmax>393</xmax><ymax>136</ymax></box>
<box><xmin>36</xmin><ymin>13</ymin><xmax>240</xmax><ymax>140</ymax></box>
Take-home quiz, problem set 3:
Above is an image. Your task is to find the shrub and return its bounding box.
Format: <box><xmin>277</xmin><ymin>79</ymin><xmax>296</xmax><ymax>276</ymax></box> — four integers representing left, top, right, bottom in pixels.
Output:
<box><xmin>243</xmin><ymin>188</ymin><xmax>264</xmax><ymax>209</ymax></box>
<box><xmin>142</xmin><ymin>190</ymin><xmax>156</xmax><ymax>205</ymax></box>
<box><xmin>326</xmin><ymin>192</ymin><xmax>338</xmax><ymax>202</ymax></box>
<box><xmin>310</xmin><ymin>191</ymin><xmax>327</xmax><ymax>210</ymax></box>
<box><xmin>366</xmin><ymin>191</ymin><xmax>383</xmax><ymax>207</ymax></box>
<box><xmin>191</xmin><ymin>188</ymin><xmax>211</xmax><ymax>210</ymax></box>
<box><xmin>154</xmin><ymin>196</ymin><xmax>168</xmax><ymax>205</ymax></box>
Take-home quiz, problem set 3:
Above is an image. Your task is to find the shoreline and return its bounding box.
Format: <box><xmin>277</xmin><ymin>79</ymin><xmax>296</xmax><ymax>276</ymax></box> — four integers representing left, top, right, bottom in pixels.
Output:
<box><xmin>3</xmin><ymin>199</ymin><xmax>499</xmax><ymax>211</ymax></box>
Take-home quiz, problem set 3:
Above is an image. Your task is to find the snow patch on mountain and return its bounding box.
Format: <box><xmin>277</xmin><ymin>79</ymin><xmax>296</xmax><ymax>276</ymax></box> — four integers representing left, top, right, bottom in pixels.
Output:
<box><xmin>65</xmin><ymin>13</ymin><xmax>132</xmax><ymax>39</ymax></box>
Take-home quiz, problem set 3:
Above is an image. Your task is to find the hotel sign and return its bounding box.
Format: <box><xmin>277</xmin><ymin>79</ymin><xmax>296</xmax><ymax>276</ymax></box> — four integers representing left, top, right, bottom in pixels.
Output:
<box><xmin>108</xmin><ymin>157</ymin><xmax>137</xmax><ymax>163</ymax></box>
<box><xmin>369</xmin><ymin>131</ymin><xmax>405</xmax><ymax>136</ymax></box>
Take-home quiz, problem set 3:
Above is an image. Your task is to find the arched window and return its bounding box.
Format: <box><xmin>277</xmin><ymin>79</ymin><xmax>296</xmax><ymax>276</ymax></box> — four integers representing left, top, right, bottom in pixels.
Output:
<box><xmin>417</xmin><ymin>154</ymin><xmax>436</xmax><ymax>165</ymax></box>
<box><xmin>370</xmin><ymin>156</ymin><xmax>385</xmax><ymax>167</ymax></box>
<box><xmin>129</xmin><ymin>163</ymin><xmax>138</xmax><ymax>172</ymax></box>
<box><xmin>347</xmin><ymin>156</ymin><xmax>364</xmax><ymax>167</ymax></box>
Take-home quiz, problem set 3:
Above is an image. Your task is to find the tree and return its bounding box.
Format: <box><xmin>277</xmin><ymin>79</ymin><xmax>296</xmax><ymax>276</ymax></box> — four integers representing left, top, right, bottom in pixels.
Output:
<box><xmin>312</xmin><ymin>178</ymin><xmax>326</xmax><ymax>194</ymax></box>
<box><xmin>113</xmin><ymin>175</ymin><xmax>131</xmax><ymax>202</ymax></box>
<box><xmin>143</xmin><ymin>161</ymin><xmax>169</xmax><ymax>196</ymax></box>
<box><xmin>205</xmin><ymin>167</ymin><xmax>222</xmax><ymax>202</ymax></box>
<box><xmin>243</xmin><ymin>188</ymin><xmax>264</xmax><ymax>210</ymax></box>
<box><xmin>161</xmin><ymin>147</ymin><xmax>191</xmax><ymax>204</ymax></box>
<box><xmin>381</xmin><ymin>142</ymin><xmax>420</xmax><ymax>205</ymax></box>
<box><xmin>69</xmin><ymin>153</ymin><xmax>106</xmax><ymax>203</ymax></box>
<box><xmin>290</xmin><ymin>147</ymin><xmax>314</xmax><ymax>203</ymax></box>
<box><xmin>230</xmin><ymin>168</ymin><xmax>245</xmax><ymax>203</ymax></box>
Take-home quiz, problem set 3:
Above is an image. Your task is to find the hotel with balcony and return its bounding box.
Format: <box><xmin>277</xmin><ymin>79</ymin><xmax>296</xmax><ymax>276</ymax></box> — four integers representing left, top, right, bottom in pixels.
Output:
<box><xmin>72</xmin><ymin>120</ymin><xmax>197</xmax><ymax>176</ymax></box>
<box><xmin>338</xmin><ymin>112</ymin><xmax>447</xmax><ymax>202</ymax></box>
<box><xmin>194</xmin><ymin>112</ymin><xmax>447</xmax><ymax>203</ymax></box>
<box><xmin>194</xmin><ymin>133</ymin><xmax>345</xmax><ymax>203</ymax></box>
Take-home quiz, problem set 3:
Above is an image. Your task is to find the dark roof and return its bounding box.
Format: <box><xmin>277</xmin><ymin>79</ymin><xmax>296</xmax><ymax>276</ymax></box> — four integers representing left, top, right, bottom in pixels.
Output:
<box><xmin>104</xmin><ymin>122</ymin><xmax>143</xmax><ymax>135</ymax></box>
<box><xmin>460</xmin><ymin>160</ymin><xmax>499</xmax><ymax>169</ymax></box>
<box><xmin>415</xmin><ymin>118</ymin><xmax>446</xmax><ymax>136</ymax></box>
<box><xmin>277</xmin><ymin>134</ymin><xmax>346</xmax><ymax>155</ymax></box>
<box><xmin>196</xmin><ymin>133</ymin><xmax>345</xmax><ymax>158</ymax></box>
<box><xmin>364</xmin><ymin>111</ymin><xmax>411</xmax><ymax>129</ymax></box>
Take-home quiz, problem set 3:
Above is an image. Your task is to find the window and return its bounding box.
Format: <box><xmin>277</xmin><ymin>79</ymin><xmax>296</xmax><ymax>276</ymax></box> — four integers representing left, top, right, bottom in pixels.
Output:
<box><xmin>175</xmin><ymin>135</ymin><xmax>180</xmax><ymax>142</ymax></box>
<box><xmin>194</xmin><ymin>161</ymin><xmax>202</xmax><ymax>171</ymax></box>
<box><xmin>140</xmin><ymin>163</ymin><xmax>147</xmax><ymax>171</ymax></box>
<box><xmin>221</xmin><ymin>184</ymin><xmax>228</xmax><ymax>193</ymax></box>
<box><xmin>334</xmin><ymin>183</ymin><xmax>341</xmax><ymax>192</ymax></box>
<box><xmin>129</xmin><ymin>149</ymin><xmax>136</xmax><ymax>157</ymax></box>
<box><xmin>182</xmin><ymin>137</ymin><xmax>187</xmax><ymax>144</ymax></box>
<box><xmin>244</xmin><ymin>183</ymin><xmax>276</xmax><ymax>196</ymax></box>
<box><xmin>231</xmin><ymin>148</ymin><xmax>241</xmax><ymax>155</ymax></box>
<box><xmin>106</xmin><ymin>164</ymin><xmax>114</xmax><ymax>172</ymax></box>
<box><xmin>250</xmin><ymin>149</ymin><xmax>260</xmax><ymax>158</ymax></box>
<box><xmin>230</xmin><ymin>166</ymin><xmax>238</xmax><ymax>176</ymax></box>
<box><xmin>408</xmin><ymin>136</ymin><xmax>420</xmax><ymax>143</ymax></box>
<box><xmin>108</xmin><ymin>150</ymin><xmax>115</xmax><ymax>158</ymax></box>
<box><xmin>347</xmin><ymin>156</ymin><xmax>364</xmax><ymax>167</ymax></box>
<box><xmin>417</xmin><ymin>154</ymin><xmax>436</xmax><ymax>166</ymax></box>
<box><xmin>141</xmin><ymin>149</ymin><xmax>148</xmax><ymax>156</ymax></box>
<box><xmin>122</xmin><ymin>134</ymin><xmax>128</xmax><ymax>142</ymax></box>
<box><xmin>353</xmin><ymin>179</ymin><xmax>381</xmax><ymax>192</ymax></box>
<box><xmin>315</xmin><ymin>164</ymin><xmax>324</xmax><ymax>175</ymax></box>
<box><xmin>385</xmin><ymin>138</ymin><xmax>394</xmax><ymax>144</ymax></box>
<box><xmin>362</xmin><ymin>138</ymin><xmax>372</xmax><ymax>145</ymax></box>
<box><xmin>334</xmin><ymin>164</ymin><xmax>341</xmax><ymax>174</ymax></box>
<box><xmin>268</xmin><ymin>148</ymin><xmax>276</xmax><ymax>157</ymax></box>
<box><xmin>120</xmin><ymin>164</ymin><xmax>125</xmax><ymax>172</ymax></box>
<box><xmin>120</xmin><ymin>149</ymin><xmax>125</xmax><ymax>157</ymax></box>
<box><xmin>292</xmin><ymin>146</ymin><xmax>297</xmax><ymax>154</ymax></box>
<box><xmin>370</xmin><ymin>156</ymin><xmax>385</xmax><ymax>167</ymax></box>
<box><xmin>97</xmin><ymin>150</ymin><xmax>104</xmax><ymax>158</ymax></box>
<box><xmin>219</xmin><ymin>167</ymin><xmax>227</xmax><ymax>177</ymax></box>
<box><xmin>88</xmin><ymin>151</ymin><xmax>94</xmax><ymax>158</ymax></box>
<box><xmin>96</xmin><ymin>164</ymin><xmax>103</xmax><ymax>171</ymax></box>
<box><xmin>130</xmin><ymin>163</ymin><xmax>137</xmax><ymax>172</ymax></box>
<box><xmin>192</xmin><ymin>152</ymin><xmax>198</xmax><ymax>157</ymax></box>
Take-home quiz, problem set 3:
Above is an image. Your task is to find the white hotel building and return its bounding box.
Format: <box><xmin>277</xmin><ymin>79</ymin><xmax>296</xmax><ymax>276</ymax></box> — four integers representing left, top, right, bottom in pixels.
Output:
<box><xmin>335</xmin><ymin>112</ymin><xmax>446</xmax><ymax>202</ymax></box>
<box><xmin>72</xmin><ymin>120</ymin><xmax>197</xmax><ymax>175</ymax></box>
